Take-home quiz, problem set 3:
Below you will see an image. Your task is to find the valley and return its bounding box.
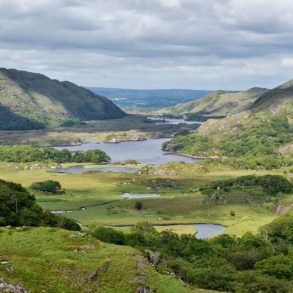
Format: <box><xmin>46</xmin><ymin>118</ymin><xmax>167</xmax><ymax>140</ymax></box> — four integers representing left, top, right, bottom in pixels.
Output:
<box><xmin>0</xmin><ymin>69</ymin><xmax>292</xmax><ymax>293</ymax></box>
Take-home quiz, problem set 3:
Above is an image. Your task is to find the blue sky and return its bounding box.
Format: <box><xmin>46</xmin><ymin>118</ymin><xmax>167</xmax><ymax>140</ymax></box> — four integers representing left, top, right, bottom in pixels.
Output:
<box><xmin>0</xmin><ymin>0</ymin><xmax>292</xmax><ymax>90</ymax></box>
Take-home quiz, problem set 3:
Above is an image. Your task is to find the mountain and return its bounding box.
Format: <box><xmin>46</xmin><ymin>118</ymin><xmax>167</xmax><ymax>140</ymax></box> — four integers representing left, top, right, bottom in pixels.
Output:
<box><xmin>155</xmin><ymin>87</ymin><xmax>268</xmax><ymax>121</ymax></box>
<box><xmin>163</xmin><ymin>80</ymin><xmax>293</xmax><ymax>169</ymax></box>
<box><xmin>89</xmin><ymin>87</ymin><xmax>210</xmax><ymax>109</ymax></box>
<box><xmin>252</xmin><ymin>79</ymin><xmax>293</xmax><ymax>112</ymax></box>
<box><xmin>0</xmin><ymin>68</ymin><xmax>126</xmax><ymax>129</ymax></box>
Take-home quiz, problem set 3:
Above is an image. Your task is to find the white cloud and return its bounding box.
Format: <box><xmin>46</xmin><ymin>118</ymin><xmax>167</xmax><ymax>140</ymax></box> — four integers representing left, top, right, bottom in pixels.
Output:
<box><xmin>0</xmin><ymin>0</ymin><xmax>292</xmax><ymax>89</ymax></box>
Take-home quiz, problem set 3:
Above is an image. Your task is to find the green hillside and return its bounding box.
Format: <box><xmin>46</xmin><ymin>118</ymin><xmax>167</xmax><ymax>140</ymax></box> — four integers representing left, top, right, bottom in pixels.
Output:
<box><xmin>0</xmin><ymin>227</ymin><xmax>214</xmax><ymax>293</ymax></box>
<box><xmin>156</xmin><ymin>88</ymin><xmax>268</xmax><ymax>121</ymax></box>
<box><xmin>0</xmin><ymin>68</ymin><xmax>126</xmax><ymax>129</ymax></box>
<box><xmin>163</xmin><ymin>80</ymin><xmax>293</xmax><ymax>169</ymax></box>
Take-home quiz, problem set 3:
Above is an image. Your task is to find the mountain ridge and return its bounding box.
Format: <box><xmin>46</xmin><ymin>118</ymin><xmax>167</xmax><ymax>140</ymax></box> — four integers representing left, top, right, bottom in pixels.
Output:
<box><xmin>153</xmin><ymin>87</ymin><xmax>268</xmax><ymax>120</ymax></box>
<box><xmin>0</xmin><ymin>68</ymin><xmax>126</xmax><ymax>129</ymax></box>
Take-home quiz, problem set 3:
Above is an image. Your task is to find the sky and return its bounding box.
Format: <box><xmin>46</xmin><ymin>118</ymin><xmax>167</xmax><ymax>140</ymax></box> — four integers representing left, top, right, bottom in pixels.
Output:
<box><xmin>0</xmin><ymin>0</ymin><xmax>293</xmax><ymax>90</ymax></box>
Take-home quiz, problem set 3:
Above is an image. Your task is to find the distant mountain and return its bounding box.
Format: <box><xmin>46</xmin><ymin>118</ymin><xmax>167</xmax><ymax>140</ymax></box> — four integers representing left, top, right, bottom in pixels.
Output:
<box><xmin>155</xmin><ymin>88</ymin><xmax>268</xmax><ymax>121</ymax></box>
<box><xmin>89</xmin><ymin>87</ymin><xmax>210</xmax><ymax>109</ymax></box>
<box><xmin>0</xmin><ymin>68</ymin><xmax>126</xmax><ymax>130</ymax></box>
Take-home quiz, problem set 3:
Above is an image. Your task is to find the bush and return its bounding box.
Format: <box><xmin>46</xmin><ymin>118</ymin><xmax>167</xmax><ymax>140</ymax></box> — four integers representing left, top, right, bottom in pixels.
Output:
<box><xmin>31</xmin><ymin>180</ymin><xmax>63</xmax><ymax>194</ymax></box>
<box><xmin>135</xmin><ymin>202</ymin><xmax>143</xmax><ymax>210</ymax></box>
<box><xmin>90</xmin><ymin>226</ymin><xmax>125</xmax><ymax>245</ymax></box>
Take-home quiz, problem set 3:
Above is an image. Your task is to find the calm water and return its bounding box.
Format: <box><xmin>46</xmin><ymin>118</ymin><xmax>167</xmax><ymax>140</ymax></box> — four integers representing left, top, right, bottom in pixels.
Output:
<box><xmin>108</xmin><ymin>223</ymin><xmax>225</xmax><ymax>239</ymax></box>
<box><xmin>121</xmin><ymin>193</ymin><xmax>161</xmax><ymax>199</ymax></box>
<box><xmin>56</xmin><ymin>166</ymin><xmax>139</xmax><ymax>174</ymax></box>
<box><xmin>55</xmin><ymin>138</ymin><xmax>197</xmax><ymax>166</ymax></box>
<box><xmin>148</xmin><ymin>117</ymin><xmax>202</xmax><ymax>125</ymax></box>
<box><xmin>193</xmin><ymin>224</ymin><xmax>225</xmax><ymax>239</ymax></box>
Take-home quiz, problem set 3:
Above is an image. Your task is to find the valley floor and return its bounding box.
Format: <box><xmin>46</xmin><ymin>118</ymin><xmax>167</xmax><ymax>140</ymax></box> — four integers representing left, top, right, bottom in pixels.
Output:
<box><xmin>0</xmin><ymin>162</ymin><xmax>291</xmax><ymax>237</ymax></box>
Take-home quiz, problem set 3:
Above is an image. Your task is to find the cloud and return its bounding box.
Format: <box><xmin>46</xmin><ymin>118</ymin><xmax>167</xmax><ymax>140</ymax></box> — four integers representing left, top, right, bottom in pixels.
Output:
<box><xmin>0</xmin><ymin>0</ymin><xmax>292</xmax><ymax>89</ymax></box>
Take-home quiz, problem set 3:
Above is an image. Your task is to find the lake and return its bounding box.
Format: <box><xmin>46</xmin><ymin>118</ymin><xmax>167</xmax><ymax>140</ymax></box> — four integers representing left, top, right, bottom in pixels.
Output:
<box><xmin>148</xmin><ymin>117</ymin><xmax>202</xmax><ymax>125</ymax></box>
<box><xmin>56</xmin><ymin>166</ymin><xmax>139</xmax><ymax>174</ymax></box>
<box><xmin>55</xmin><ymin>138</ymin><xmax>197</xmax><ymax>166</ymax></box>
<box><xmin>106</xmin><ymin>223</ymin><xmax>225</xmax><ymax>239</ymax></box>
<box><xmin>194</xmin><ymin>224</ymin><xmax>225</xmax><ymax>239</ymax></box>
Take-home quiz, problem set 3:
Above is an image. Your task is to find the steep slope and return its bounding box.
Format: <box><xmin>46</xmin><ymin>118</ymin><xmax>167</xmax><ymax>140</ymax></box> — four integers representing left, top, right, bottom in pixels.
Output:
<box><xmin>0</xmin><ymin>68</ymin><xmax>126</xmax><ymax>129</ymax></box>
<box><xmin>156</xmin><ymin>88</ymin><xmax>268</xmax><ymax>120</ymax></box>
<box><xmin>163</xmin><ymin>80</ymin><xmax>293</xmax><ymax>169</ymax></box>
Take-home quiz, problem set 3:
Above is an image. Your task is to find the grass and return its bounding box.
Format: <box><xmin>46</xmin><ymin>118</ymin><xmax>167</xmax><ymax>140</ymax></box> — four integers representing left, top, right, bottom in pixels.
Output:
<box><xmin>0</xmin><ymin>227</ymin><xmax>215</xmax><ymax>293</ymax></box>
<box><xmin>0</xmin><ymin>162</ymin><xmax>292</xmax><ymax>237</ymax></box>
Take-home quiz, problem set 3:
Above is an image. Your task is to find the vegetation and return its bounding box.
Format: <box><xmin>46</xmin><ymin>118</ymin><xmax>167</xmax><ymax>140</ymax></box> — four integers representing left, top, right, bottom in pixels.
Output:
<box><xmin>0</xmin><ymin>67</ymin><xmax>126</xmax><ymax>129</ymax></box>
<box><xmin>0</xmin><ymin>145</ymin><xmax>110</xmax><ymax>163</ymax></box>
<box><xmin>152</xmin><ymin>88</ymin><xmax>268</xmax><ymax>120</ymax></box>
<box><xmin>90</xmin><ymin>215</ymin><xmax>293</xmax><ymax>293</ymax></box>
<box><xmin>165</xmin><ymin>112</ymin><xmax>293</xmax><ymax>169</ymax></box>
<box><xmin>201</xmin><ymin>175</ymin><xmax>292</xmax><ymax>196</ymax></box>
<box><xmin>0</xmin><ymin>179</ymin><xmax>79</xmax><ymax>230</ymax></box>
<box><xmin>31</xmin><ymin>180</ymin><xmax>63</xmax><ymax>194</ymax></box>
<box><xmin>0</xmin><ymin>227</ymin><xmax>209</xmax><ymax>293</ymax></box>
<box><xmin>135</xmin><ymin>201</ymin><xmax>143</xmax><ymax>210</ymax></box>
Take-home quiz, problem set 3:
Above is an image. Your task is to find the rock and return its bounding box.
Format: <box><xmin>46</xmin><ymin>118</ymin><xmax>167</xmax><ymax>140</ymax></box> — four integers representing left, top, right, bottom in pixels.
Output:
<box><xmin>90</xmin><ymin>271</ymin><xmax>98</xmax><ymax>281</ymax></box>
<box><xmin>136</xmin><ymin>286</ymin><xmax>153</xmax><ymax>293</ymax></box>
<box><xmin>0</xmin><ymin>280</ymin><xmax>29</xmax><ymax>293</ymax></box>
<box><xmin>6</xmin><ymin>266</ymin><xmax>14</xmax><ymax>272</ymax></box>
<box><xmin>90</xmin><ymin>263</ymin><xmax>110</xmax><ymax>282</ymax></box>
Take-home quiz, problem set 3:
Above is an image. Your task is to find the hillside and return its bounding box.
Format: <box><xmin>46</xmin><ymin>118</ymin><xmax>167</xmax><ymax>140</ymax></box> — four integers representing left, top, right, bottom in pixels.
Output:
<box><xmin>163</xmin><ymin>80</ymin><xmax>293</xmax><ymax>169</ymax></box>
<box><xmin>156</xmin><ymin>88</ymin><xmax>268</xmax><ymax>120</ymax></box>
<box><xmin>0</xmin><ymin>68</ymin><xmax>126</xmax><ymax>129</ymax></box>
<box><xmin>0</xmin><ymin>227</ymin><xmax>214</xmax><ymax>293</ymax></box>
<box><xmin>252</xmin><ymin>79</ymin><xmax>293</xmax><ymax>112</ymax></box>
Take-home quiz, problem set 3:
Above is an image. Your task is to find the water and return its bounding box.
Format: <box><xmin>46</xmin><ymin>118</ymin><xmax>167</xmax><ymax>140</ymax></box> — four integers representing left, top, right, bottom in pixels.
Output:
<box><xmin>108</xmin><ymin>223</ymin><xmax>225</xmax><ymax>239</ymax></box>
<box><xmin>194</xmin><ymin>224</ymin><xmax>226</xmax><ymax>239</ymax></box>
<box><xmin>148</xmin><ymin>117</ymin><xmax>202</xmax><ymax>125</ymax></box>
<box><xmin>55</xmin><ymin>138</ymin><xmax>197</xmax><ymax>166</ymax></box>
<box><xmin>56</xmin><ymin>166</ymin><xmax>138</xmax><ymax>174</ymax></box>
<box><xmin>121</xmin><ymin>193</ymin><xmax>160</xmax><ymax>199</ymax></box>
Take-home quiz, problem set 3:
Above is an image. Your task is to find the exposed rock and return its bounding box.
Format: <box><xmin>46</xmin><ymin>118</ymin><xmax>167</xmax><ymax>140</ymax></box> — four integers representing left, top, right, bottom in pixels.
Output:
<box><xmin>0</xmin><ymin>280</ymin><xmax>29</xmax><ymax>293</ymax></box>
<box><xmin>90</xmin><ymin>262</ymin><xmax>110</xmax><ymax>282</ymax></box>
<box><xmin>136</xmin><ymin>286</ymin><xmax>153</xmax><ymax>293</ymax></box>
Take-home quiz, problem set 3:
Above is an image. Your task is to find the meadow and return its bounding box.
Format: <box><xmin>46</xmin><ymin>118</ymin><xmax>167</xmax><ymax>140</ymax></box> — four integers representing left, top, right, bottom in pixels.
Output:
<box><xmin>1</xmin><ymin>161</ymin><xmax>291</xmax><ymax>236</ymax></box>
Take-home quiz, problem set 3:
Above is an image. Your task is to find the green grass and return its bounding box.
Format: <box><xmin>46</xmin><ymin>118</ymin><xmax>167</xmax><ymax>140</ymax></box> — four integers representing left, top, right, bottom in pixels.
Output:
<box><xmin>0</xmin><ymin>162</ymin><xmax>292</xmax><ymax>236</ymax></box>
<box><xmin>0</xmin><ymin>227</ymin><xmax>214</xmax><ymax>293</ymax></box>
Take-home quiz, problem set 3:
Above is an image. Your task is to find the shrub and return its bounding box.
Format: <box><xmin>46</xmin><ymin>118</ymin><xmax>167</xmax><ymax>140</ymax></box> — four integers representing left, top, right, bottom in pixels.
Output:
<box><xmin>135</xmin><ymin>201</ymin><xmax>143</xmax><ymax>210</ymax></box>
<box><xmin>31</xmin><ymin>180</ymin><xmax>63</xmax><ymax>194</ymax></box>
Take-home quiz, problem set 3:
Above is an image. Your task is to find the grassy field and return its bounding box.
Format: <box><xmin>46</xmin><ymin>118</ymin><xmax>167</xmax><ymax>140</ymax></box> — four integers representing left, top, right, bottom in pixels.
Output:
<box><xmin>1</xmin><ymin>161</ymin><xmax>292</xmax><ymax>237</ymax></box>
<box><xmin>0</xmin><ymin>227</ymin><xmax>216</xmax><ymax>293</ymax></box>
